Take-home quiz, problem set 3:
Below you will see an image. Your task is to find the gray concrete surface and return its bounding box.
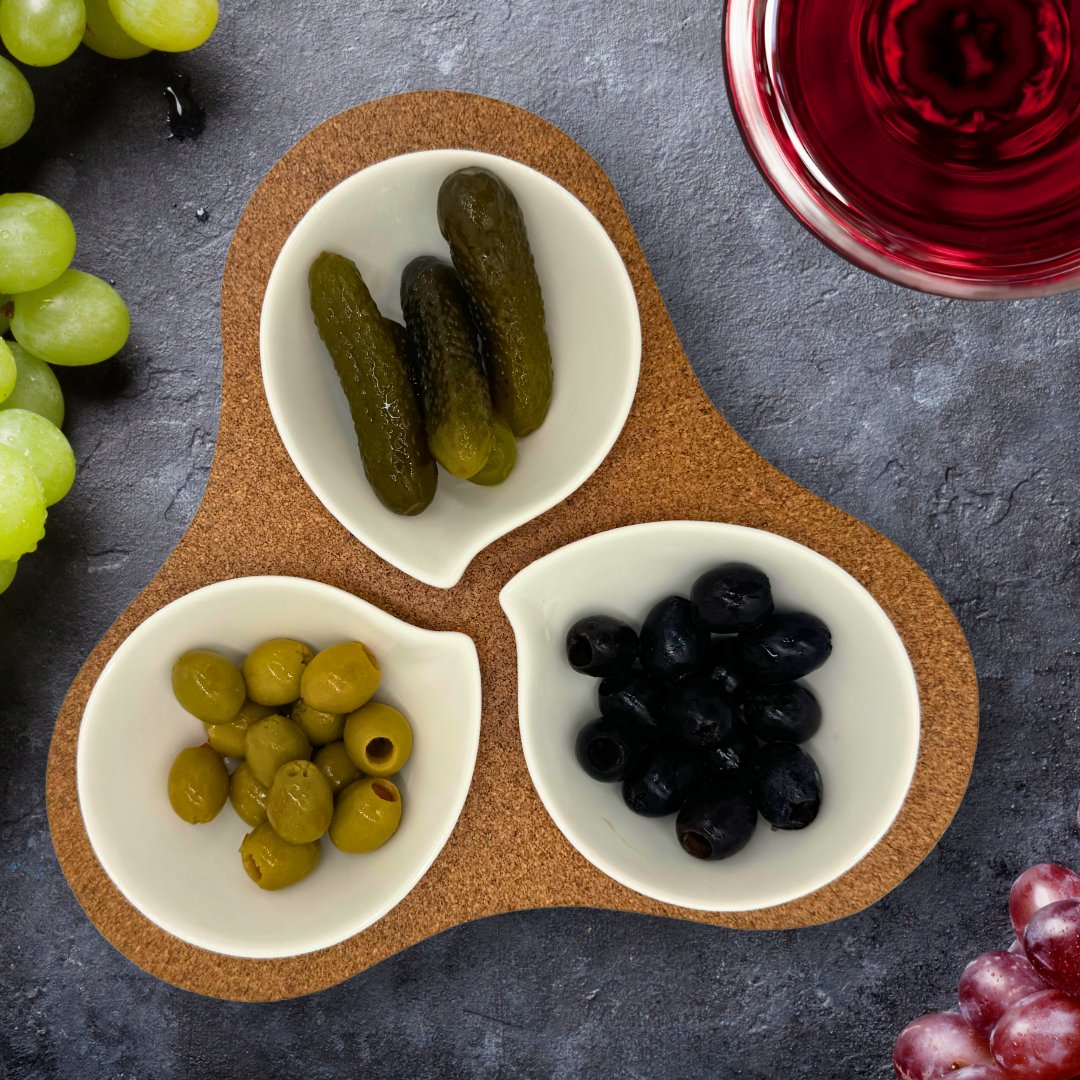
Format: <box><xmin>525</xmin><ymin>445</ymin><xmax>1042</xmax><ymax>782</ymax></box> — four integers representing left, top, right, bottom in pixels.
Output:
<box><xmin>1</xmin><ymin>2</ymin><xmax>1077</xmax><ymax>1077</ymax></box>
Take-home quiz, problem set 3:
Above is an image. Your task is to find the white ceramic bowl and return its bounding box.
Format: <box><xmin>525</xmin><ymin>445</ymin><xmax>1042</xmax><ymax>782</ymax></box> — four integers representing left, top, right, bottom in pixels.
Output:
<box><xmin>76</xmin><ymin>576</ymin><xmax>481</xmax><ymax>959</ymax></box>
<box><xmin>500</xmin><ymin>522</ymin><xmax>920</xmax><ymax>912</ymax></box>
<box><xmin>261</xmin><ymin>149</ymin><xmax>641</xmax><ymax>589</ymax></box>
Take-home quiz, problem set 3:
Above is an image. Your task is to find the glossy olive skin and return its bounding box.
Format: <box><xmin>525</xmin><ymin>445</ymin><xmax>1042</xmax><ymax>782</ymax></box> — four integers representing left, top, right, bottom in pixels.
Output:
<box><xmin>598</xmin><ymin>670</ymin><xmax>665</xmax><ymax>730</ymax></box>
<box><xmin>565</xmin><ymin>615</ymin><xmax>638</xmax><ymax>678</ymax></box>
<box><xmin>664</xmin><ymin>676</ymin><xmax>734</xmax><ymax>750</ymax></box>
<box><xmin>267</xmin><ymin>759</ymin><xmax>334</xmax><ymax>843</ymax></box>
<box><xmin>300</xmin><ymin>642</ymin><xmax>381</xmax><ymax>714</ymax></box>
<box><xmin>314</xmin><ymin>740</ymin><xmax>362</xmax><ymax>795</ymax></box>
<box><xmin>738</xmin><ymin>683</ymin><xmax>822</xmax><ymax>744</ymax></box>
<box><xmin>245</xmin><ymin>714</ymin><xmax>313</xmax><ymax>787</ymax></box>
<box><xmin>701</xmin><ymin>638</ymin><xmax>754</xmax><ymax>699</ymax></box>
<box><xmin>171</xmin><ymin>650</ymin><xmax>246</xmax><ymax>724</ymax></box>
<box><xmin>754</xmin><ymin>744</ymin><xmax>823</xmax><ymax>830</ymax></box>
<box><xmin>242</xmin><ymin>638</ymin><xmax>314</xmax><ymax>707</ymax></box>
<box><xmin>205</xmin><ymin>699</ymin><xmax>274</xmax><ymax>758</ymax></box>
<box><xmin>240</xmin><ymin>821</ymin><xmax>320</xmax><ymax>891</ymax></box>
<box><xmin>575</xmin><ymin>715</ymin><xmax>643</xmax><ymax>782</ymax></box>
<box><xmin>330</xmin><ymin>777</ymin><xmax>403</xmax><ymax>853</ymax></box>
<box><xmin>677</xmin><ymin>781</ymin><xmax>758</xmax><ymax>860</ymax></box>
<box><xmin>622</xmin><ymin>744</ymin><xmax>700</xmax><ymax>817</ymax></box>
<box><xmin>737</xmin><ymin>612</ymin><xmax>833</xmax><ymax>683</ymax></box>
<box><xmin>705</xmin><ymin>722</ymin><xmax>757</xmax><ymax>777</ymax></box>
<box><xmin>343</xmin><ymin>702</ymin><xmax>413</xmax><ymax>777</ymax></box>
<box><xmin>229</xmin><ymin>761</ymin><xmax>270</xmax><ymax>827</ymax></box>
<box><xmin>690</xmin><ymin>563</ymin><xmax>773</xmax><ymax>633</ymax></box>
<box><xmin>168</xmin><ymin>745</ymin><xmax>229</xmax><ymax>824</ymax></box>
<box><xmin>638</xmin><ymin>596</ymin><xmax>709</xmax><ymax>679</ymax></box>
<box><xmin>292</xmin><ymin>699</ymin><xmax>345</xmax><ymax>746</ymax></box>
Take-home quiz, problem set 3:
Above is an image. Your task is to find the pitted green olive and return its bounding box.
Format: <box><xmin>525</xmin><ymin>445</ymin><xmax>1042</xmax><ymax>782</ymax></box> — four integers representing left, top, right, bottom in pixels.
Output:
<box><xmin>343</xmin><ymin>702</ymin><xmax>413</xmax><ymax>777</ymax></box>
<box><xmin>206</xmin><ymin>699</ymin><xmax>274</xmax><ymax>758</ymax></box>
<box><xmin>229</xmin><ymin>761</ymin><xmax>270</xmax><ymax>827</ymax></box>
<box><xmin>313</xmin><ymin>741</ymin><xmax>362</xmax><ymax>795</ymax></box>
<box><xmin>266</xmin><ymin>759</ymin><xmax>333</xmax><ymax>843</ymax></box>
<box><xmin>171</xmin><ymin>650</ymin><xmax>245</xmax><ymax>724</ymax></box>
<box><xmin>168</xmin><ymin>744</ymin><xmax>229</xmax><ymax>824</ymax></box>
<box><xmin>242</xmin><ymin>638</ymin><xmax>314</xmax><ymax>707</ymax></box>
<box><xmin>299</xmin><ymin>642</ymin><xmax>380</xmax><ymax>713</ymax></box>
<box><xmin>292</xmin><ymin>699</ymin><xmax>345</xmax><ymax>746</ymax></box>
<box><xmin>240</xmin><ymin>822</ymin><xmax>320</xmax><ymax>891</ymax></box>
<box><xmin>244</xmin><ymin>714</ymin><xmax>312</xmax><ymax>787</ymax></box>
<box><xmin>329</xmin><ymin>777</ymin><xmax>402</xmax><ymax>853</ymax></box>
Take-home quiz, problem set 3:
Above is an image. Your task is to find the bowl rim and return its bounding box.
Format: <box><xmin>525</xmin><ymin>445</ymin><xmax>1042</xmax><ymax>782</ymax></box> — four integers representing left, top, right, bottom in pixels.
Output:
<box><xmin>500</xmin><ymin>520</ymin><xmax>922</xmax><ymax>912</ymax></box>
<box><xmin>722</xmin><ymin>0</ymin><xmax>1080</xmax><ymax>300</ymax></box>
<box><xmin>75</xmin><ymin>574</ymin><xmax>482</xmax><ymax>959</ymax></box>
<box><xmin>259</xmin><ymin>148</ymin><xmax>643</xmax><ymax>589</ymax></box>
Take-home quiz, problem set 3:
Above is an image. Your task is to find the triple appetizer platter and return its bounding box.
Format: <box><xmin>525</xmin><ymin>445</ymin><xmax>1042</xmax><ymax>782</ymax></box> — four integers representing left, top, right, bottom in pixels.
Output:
<box><xmin>46</xmin><ymin>91</ymin><xmax>978</xmax><ymax>1002</ymax></box>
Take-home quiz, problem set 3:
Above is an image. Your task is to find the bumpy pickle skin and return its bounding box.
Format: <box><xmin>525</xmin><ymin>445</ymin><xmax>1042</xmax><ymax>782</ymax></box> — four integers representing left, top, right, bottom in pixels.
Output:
<box><xmin>437</xmin><ymin>168</ymin><xmax>553</xmax><ymax>437</ymax></box>
<box><xmin>308</xmin><ymin>252</ymin><xmax>437</xmax><ymax>516</ymax></box>
<box><xmin>401</xmin><ymin>256</ymin><xmax>494</xmax><ymax>479</ymax></box>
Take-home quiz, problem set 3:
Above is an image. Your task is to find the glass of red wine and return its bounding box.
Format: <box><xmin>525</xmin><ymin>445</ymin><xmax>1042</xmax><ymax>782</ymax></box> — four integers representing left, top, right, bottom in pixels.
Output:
<box><xmin>724</xmin><ymin>0</ymin><xmax>1080</xmax><ymax>297</ymax></box>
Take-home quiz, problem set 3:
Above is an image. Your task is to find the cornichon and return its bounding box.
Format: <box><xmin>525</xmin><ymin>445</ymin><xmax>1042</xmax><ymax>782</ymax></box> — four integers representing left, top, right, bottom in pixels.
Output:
<box><xmin>437</xmin><ymin>167</ymin><xmax>553</xmax><ymax>437</ymax></box>
<box><xmin>401</xmin><ymin>256</ymin><xmax>494</xmax><ymax>479</ymax></box>
<box><xmin>308</xmin><ymin>252</ymin><xmax>436</xmax><ymax>516</ymax></box>
<box><xmin>468</xmin><ymin>413</ymin><xmax>517</xmax><ymax>486</ymax></box>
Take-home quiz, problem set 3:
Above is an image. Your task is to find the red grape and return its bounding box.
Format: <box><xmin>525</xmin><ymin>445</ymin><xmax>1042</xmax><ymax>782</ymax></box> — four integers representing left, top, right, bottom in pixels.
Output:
<box><xmin>1010</xmin><ymin>865</ymin><xmax>1080</xmax><ymax>938</ymax></box>
<box><xmin>959</xmin><ymin>951</ymin><xmax>1048</xmax><ymax>1038</ymax></box>
<box><xmin>990</xmin><ymin>989</ymin><xmax>1080</xmax><ymax>1080</ymax></box>
<box><xmin>1023</xmin><ymin>900</ymin><xmax>1080</xmax><ymax>997</ymax></box>
<box><xmin>950</xmin><ymin>1068</ymin><xmax>1012</xmax><ymax>1079</ymax></box>
<box><xmin>893</xmin><ymin>1013</ymin><xmax>994</xmax><ymax>1079</ymax></box>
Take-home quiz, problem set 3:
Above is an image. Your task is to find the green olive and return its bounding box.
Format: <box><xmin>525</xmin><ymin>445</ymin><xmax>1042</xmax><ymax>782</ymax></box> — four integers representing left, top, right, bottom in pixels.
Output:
<box><xmin>299</xmin><ymin>642</ymin><xmax>380</xmax><ymax>714</ymax></box>
<box><xmin>229</xmin><ymin>761</ymin><xmax>270</xmax><ymax>827</ymax></box>
<box><xmin>313</xmin><ymin>741</ymin><xmax>362</xmax><ymax>795</ymax></box>
<box><xmin>343</xmin><ymin>702</ymin><xmax>413</xmax><ymax>777</ymax></box>
<box><xmin>171</xmin><ymin>649</ymin><xmax>246</xmax><ymax>724</ymax></box>
<box><xmin>167</xmin><ymin>744</ymin><xmax>229</xmax><ymax>824</ymax></box>
<box><xmin>329</xmin><ymin>777</ymin><xmax>402</xmax><ymax>853</ymax></box>
<box><xmin>242</xmin><ymin>638</ymin><xmax>314</xmax><ymax>707</ymax></box>
<box><xmin>205</xmin><ymin>699</ymin><xmax>274</xmax><ymax>758</ymax></box>
<box><xmin>292</xmin><ymin>699</ymin><xmax>345</xmax><ymax>746</ymax></box>
<box><xmin>266</xmin><ymin>759</ymin><xmax>333</xmax><ymax>843</ymax></box>
<box><xmin>244</xmin><ymin>714</ymin><xmax>312</xmax><ymax>787</ymax></box>
<box><xmin>240</xmin><ymin>821</ymin><xmax>320</xmax><ymax>891</ymax></box>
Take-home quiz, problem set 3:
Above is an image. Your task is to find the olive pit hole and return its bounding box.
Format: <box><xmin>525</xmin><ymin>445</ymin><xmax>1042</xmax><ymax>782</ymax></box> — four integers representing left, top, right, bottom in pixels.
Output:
<box><xmin>366</xmin><ymin>737</ymin><xmax>394</xmax><ymax>762</ymax></box>
<box><xmin>586</xmin><ymin>736</ymin><xmax>622</xmax><ymax>773</ymax></box>
<box><xmin>680</xmin><ymin>831</ymin><xmax>711</xmax><ymax>860</ymax></box>
<box><xmin>243</xmin><ymin>853</ymin><xmax>262</xmax><ymax>881</ymax></box>
<box><xmin>568</xmin><ymin>638</ymin><xmax>592</xmax><ymax>669</ymax></box>
<box><xmin>372</xmin><ymin>781</ymin><xmax>397</xmax><ymax>802</ymax></box>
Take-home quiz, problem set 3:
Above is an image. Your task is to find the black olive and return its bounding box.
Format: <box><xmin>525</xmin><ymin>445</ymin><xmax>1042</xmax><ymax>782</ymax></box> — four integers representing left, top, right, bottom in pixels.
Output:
<box><xmin>638</xmin><ymin>595</ymin><xmax>709</xmax><ymax>679</ymax></box>
<box><xmin>598</xmin><ymin>670</ymin><xmax>665</xmax><ymax>730</ymax></box>
<box><xmin>574</xmin><ymin>715</ymin><xmax>644</xmax><ymax>782</ymax></box>
<box><xmin>622</xmin><ymin>744</ymin><xmax>700</xmax><ymax>817</ymax></box>
<box><xmin>753</xmin><ymin>744</ymin><xmax>822</xmax><ymax>830</ymax></box>
<box><xmin>676</xmin><ymin>780</ymin><xmax>759</xmax><ymax>860</ymax></box>
<box><xmin>566</xmin><ymin>615</ymin><xmax>639</xmax><ymax>678</ymax></box>
<box><xmin>738</xmin><ymin>683</ymin><xmax>822</xmax><ymax>744</ymax></box>
<box><xmin>705</xmin><ymin>722</ymin><xmax>757</xmax><ymax>776</ymax></box>
<box><xmin>691</xmin><ymin>563</ymin><xmax>773</xmax><ymax>633</ymax></box>
<box><xmin>664</xmin><ymin>676</ymin><xmax>734</xmax><ymax>749</ymax></box>
<box><xmin>701</xmin><ymin>637</ymin><xmax>755</xmax><ymax>698</ymax></box>
<box><xmin>737</xmin><ymin>611</ymin><xmax>832</xmax><ymax>683</ymax></box>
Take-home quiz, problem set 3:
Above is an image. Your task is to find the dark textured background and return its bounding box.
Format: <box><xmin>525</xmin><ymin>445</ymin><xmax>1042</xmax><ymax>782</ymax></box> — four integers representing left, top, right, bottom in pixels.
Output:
<box><xmin>1</xmin><ymin>3</ymin><xmax>1077</xmax><ymax>1077</ymax></box>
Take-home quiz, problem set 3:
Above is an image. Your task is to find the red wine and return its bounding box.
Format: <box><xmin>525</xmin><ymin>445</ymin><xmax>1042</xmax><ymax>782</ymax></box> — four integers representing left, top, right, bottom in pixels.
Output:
<box><xmin>726</xmin><ymin>0</ymin><xmax>1080</xmax><ymax>294</ymax></box>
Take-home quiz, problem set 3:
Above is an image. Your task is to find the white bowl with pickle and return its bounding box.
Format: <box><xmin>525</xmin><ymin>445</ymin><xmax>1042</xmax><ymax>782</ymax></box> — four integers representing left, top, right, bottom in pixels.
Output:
<box><xmin>260</xmin><ymin>149</ymin><xmax>642</xmax><ymax>589</ymax></box>
<box><xmin>76</xmin><ymin>575</ymin><xmax>481</xmax><ymax>959</ymax></box>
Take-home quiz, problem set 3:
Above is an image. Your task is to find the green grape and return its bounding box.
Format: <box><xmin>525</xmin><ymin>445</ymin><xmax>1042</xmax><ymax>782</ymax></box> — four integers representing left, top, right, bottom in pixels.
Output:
<box><xmin>107</xmin><ymin>0</ymin><xmax>216</xmax><ymax>51</ymax></box>
<box><xmin>0</xmin><ymin>193</ymin><xmax>77</xmax><ymax>295</ymax></box>
<box><xmin>0</xmin><ymin>408</ymin><xmax>74</xmax><ymax>505</ymax></box>
<box><xmin>0</xmin><ymin>443</ymin><xmax>46</xmax><ymax>561</ymax></box>
<box><xmin>0</xmin><ymin>343</ymin><xmax>64</xmax><ymax>426</ymax></box>
<box><xmin>11</xmin><ymin>269</ymin><xmax>129</xmax><ymax>365</ymax></box>
<box><xmin>82</xmin><ymin>0</ymin><xmax>149</xmax><ymax>57</ymax></box>
<box><xmin>0</xmin><ymin>56</ymin><xmax>34</xmax><ymax>149</ymax></box>
<box><xmin>0</xmin><ymin>0</ymin><xmax>86</xmax><ymax>66</ymax></box>
<box><xmin>0</xmin><ymin>341</ymin><xmax>15</xmax><ymax>404</ymax></box>
<box><xmin>0</xmin><ymin>559</ymin><xmax>16</xmax><ymax>595</ymax></box>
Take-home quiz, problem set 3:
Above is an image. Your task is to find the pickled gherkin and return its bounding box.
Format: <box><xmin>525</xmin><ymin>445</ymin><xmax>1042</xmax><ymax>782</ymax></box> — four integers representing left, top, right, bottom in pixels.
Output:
<box><xmin>401</xmin><ymin>256</ymin><xmax>494</xmax><ymax>479</ymax></box>
<box><xmin>468</xmin><ymin>413</ymin><xmax>517</xmax><ymax>487</ymax></box>
<box><xmin>308</xmin><ymin>252</ymin><xmax>436</xmax><ymax>516</ymax></box>
<box><xmin>437</xmin><ymin>168</ymin><xmax>553</xmax><ymax>437</ymax></box>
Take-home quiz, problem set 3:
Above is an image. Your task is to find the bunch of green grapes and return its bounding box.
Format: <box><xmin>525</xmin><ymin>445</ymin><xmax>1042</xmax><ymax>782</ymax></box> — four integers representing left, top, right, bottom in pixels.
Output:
<box><xmin>0</xmin><ymin>192</ymin><xmax>130</xmax><ymax>595</ymax></box>
<box><xmin>0</xmin><ymin>0</ymin><xmax>219</xmax><ymax>149</ymax></box>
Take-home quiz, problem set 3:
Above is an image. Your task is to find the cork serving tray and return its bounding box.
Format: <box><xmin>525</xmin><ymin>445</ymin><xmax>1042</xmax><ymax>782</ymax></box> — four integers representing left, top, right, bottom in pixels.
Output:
<box><xmin>46</xmin><ymin>91</ymin><xmax>979</xmax><ymax>1002</ymax></box>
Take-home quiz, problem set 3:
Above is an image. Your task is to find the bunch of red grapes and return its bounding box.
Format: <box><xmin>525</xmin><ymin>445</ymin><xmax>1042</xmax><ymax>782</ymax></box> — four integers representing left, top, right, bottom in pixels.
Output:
<box><xmin>894</xmin><ymin>864</ymin><xmax>1080</xmax><ymax>1079</ymax></box>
